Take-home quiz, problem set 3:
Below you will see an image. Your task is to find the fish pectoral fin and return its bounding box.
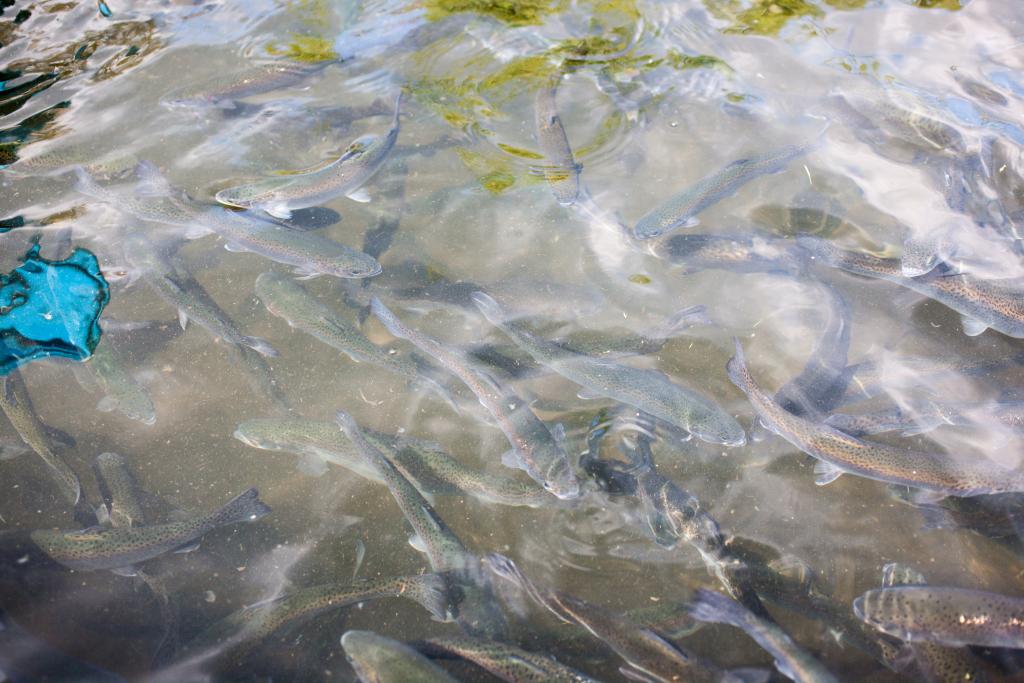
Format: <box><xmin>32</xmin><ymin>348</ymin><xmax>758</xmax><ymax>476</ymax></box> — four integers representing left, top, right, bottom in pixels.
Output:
<box><xmin>110</xmin><ymin>565</ymin><xmax>139</xmax><ymax>577</ymax></box>
<box><xmin>263</xmin><ymin>203</ymin><xmax>293</xmax><ymax>220</ymax></box>
<box><xmin>407</xmin><ymin>531</ymin><xmax>427</xmax><ymax>553</ymax></box>
<box><xmin>177</xmin><ymin>309</ymin><xmax>189</xmax><ymax>330</ymax></box>
<box><xmin>907</xmin><ymin>488</ymin><xmax>947</xmax><ymax>505</ymax></box>
<box><xmin>297</xmin><ymin>452</ymin><xmax>329</xmax><ymax>477</ymax></box>
<box><xmin>960</xmin><ymin>315</ymin><xmax>989</xmax><ymax>337</ymax></box>
<box><xmin>346</xmin><ymin>187</ymin><xmax>371</xmax><ymax>203</ymax></box>
<box><xmin>500</xmin><ymin>449</ymin><xmax>527</xmax><ymax>472</ymax></box>
<box><xmin>172</xmin><ymin>540</ymin><xmax>201</xmax><ymax>554</ymax></box>
<box><xmin>813</xmin><ymin>461</ymin><xmax>844</xmax><ymax>486</ymax></box>
<box><xmin>96</xmin><ymin>395</ymin><xmax>118</xmax><ymax>413</ymax></box>
<box><xmin>223</xmin><ymin>241</ymin><xmax>248</xmax><ymax>253</ymax></box>
<box><xmin>576</xmin><ymin>387</ymin><xmax>605</xmax><ymax>400</ymax></box>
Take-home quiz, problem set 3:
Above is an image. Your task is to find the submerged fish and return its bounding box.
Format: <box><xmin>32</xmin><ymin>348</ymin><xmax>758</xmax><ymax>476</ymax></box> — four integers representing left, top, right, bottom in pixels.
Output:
<box><xmin>72</xmin><ymin>339</ymin><xmax>156</xmax><ymax>425</ymax></box>
<box><xmin>690</xmin><ymin>589</ymin><xmax>840</xmax><ymax>683</ymax></box>
<box><xmin>854</xmin><ymin>586</ymin><xmax>1024</xmax><ymax>649</ymax></box>
<box><xmin>658</xmin><ymin>233</ymin><xmax>806</xmax><ymax>275</ymax></box>
<box><xmin>343</xmin><ymin>630</ymin><xmax>460</xmax><ymax>683</ymax></box>
<box><xmin>187</xmin><ymin>574</ymin><xmax>449</xmax><ymax>657</ymax></box>
<box><xmin>826</xmin><ymin>399</ymin><xmax>1024</xmax><ymax>437</ymax></box>
<box><xmin>122</xmin><ymin>232</ymin><xmax>278</xmax><ymax>357</ymax></box>
<box><xmin>634</xmin><ymin>142</ymin><xmax>813</xmax><ymax>239</ymax></box>
<box><xmin>0</xmin><ymin>370</ymin><xmax>81</xmax><ymax>507</ymax></box>
<box><xmin>93</xmin><ymin>452</ymin><xmax>146</xmax><ymax>528</ymax></box>
<box><xmin>255</xmin><ymin>272</ymin><xmax>447</xmax><ymax>401</ymax></box>
<box><xmin>336</xmin><ymin>411</ymin><xmax>508</xmax><ymax>638</ymax></box>
<box><xmin>215</xmin><ymin>93</ymin><xmax>402</xmax><ymax>219</ymax></box>
<box><xmin>798</xmin><ymin>236</ymin><xmax>1024</xmax><ymax>339</ymax></box>
<box><xmin>0</xmin><ymin>608</ymin><xmax>127</xmax><ymax>683</ymax></box>
<box><xmin>727</xmin><ymin>338</ymin><xmax>1024</xmax><ymax>497</ymax></box>
<box><xmin>29</xmin><ymin>488</ymin><xmax>269</xmax><ymax>572</ymax></box>
<box><xmin>472</xmin><ymin>292</ymin><xmax>745</xmax><ymax>447</ymax></box>
<box><xmin>878</xmin><ymin>564</ymin><xmax>989</xmax><ymax>683</ymax></box>
<box><xmin>161</xmin><ymin>62</ymin><xmax>325</xmax><ymax>110</ymax></box>
<box><xmin>533</xmin><ymin>84</ymin><xmax>581</xmax><ymax>206</ymax></box>
<box><xmin>370</xmin><ymin>297</ymin><xmax>579</xmax><ymax>500</ymax></box>
<box><xmin>233</xmin><ymin>418</ymin><xmax>550</xmax><ymax>507</ymax></box>
<box><xmin>419</xmin><ymin>635</ymin><xmax>601</xmax><ymax>682</ymax></box>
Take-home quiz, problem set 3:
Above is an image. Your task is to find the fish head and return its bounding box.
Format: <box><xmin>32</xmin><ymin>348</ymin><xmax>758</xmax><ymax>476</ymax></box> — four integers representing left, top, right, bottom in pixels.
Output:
<box><xmin>341</xmin><ymin>134</ymin><xmax>381</xmax><ymax>162</ymax></box>
<box><xmin>232</xmin><ymin>423</ymin><xmax>285</xmax><ymax>451</ymax></box>
<box><xmin>690</xmin><ymin>416</ymin><xmax>747</xmax><ymax>448</ymax></box>
<box><xmin>328</xmin><ymin>253</ymin><xmax>382</xmax><ymax>279</ymax></box>
<box><xmin>542</xmin><ymin>458</ymin><xmax>581</xmax><ymax>501</ymax></box>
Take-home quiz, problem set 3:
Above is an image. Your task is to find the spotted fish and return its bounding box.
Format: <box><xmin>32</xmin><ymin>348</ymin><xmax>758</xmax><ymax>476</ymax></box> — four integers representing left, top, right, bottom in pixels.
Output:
<box><xmin>342</xmin><ymin>630</ymin><xmax>460</xmax><ymax>683</ymax></box>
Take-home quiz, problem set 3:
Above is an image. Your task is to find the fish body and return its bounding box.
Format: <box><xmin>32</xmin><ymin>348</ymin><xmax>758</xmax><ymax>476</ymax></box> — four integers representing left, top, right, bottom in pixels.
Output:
<box><xmin>233</xmin><ymin>418</ymin><xmax>550</xmax><ymax>507</ymax></box>
<box><xmin>473</xmin><ymin>292</ymin><xmax>745</xmax><ymax>447</ymax></box>
<box><xmin>0</xmin><ymin>370</ymin><xmax>81</xmax><ymax>506</ymax></box>
<box><xmin>189</xmin><ymin>575</ymin><xmax>449</xmax><ymax>656</ymax></box>
<box><xmin>690</xmin><ymin>589</ymin><xmax>840</xmax><ymax>683</ymax></box>
<box><xmin>29</xmin><ymin>488</ymin><xmax>269</xmax><ymax>571</ymax></box>
<box><xmin>727</xmin><ymin>338</ymin><xmax>1024</xmax><ymax>496</ymax></box>
<box><xmin>75</xmin><ymin>340</ymin><xmax>156</xmax><ymax>425</ymax></box>
<box><xmin>215</xmin><ymin>93</ymin><xmax>402</xmax><ymax>219</ymax></box>
<box><xmin>420</xmin><ymin>636</ymin><xmax>601</xmax><ymax>682</ymax></box>
<box><xmin>343</xmin><ymin>630</ymin><xmax>460</xmax><ymax>683</ymax></box>
<box><xmin>827</xmin><ymin>400</ymin><xmax>1024</xmax><ymax>437</ymax></box>
<box><xmin>658</xmin><ymin>233</ymin><xmax>805</xmax><ymax>275</ymax></box>
<box><xmin>122</xmin><ymin>232</ymin><xmax>278</xmax><ymax>357</ymax></box>
<box><xmin>4</xmin><ymin>139</ymin><xmax>137</xmax><ymax>178</ymax></box>
<box><xmin>533</xmin><ymin>85</ymin><xmax>581</xmax><ymax>206</ymax></box>
<box><xmin>370</xmin><ymin>298</ymin><xmax>578</xmax><ymax>500</ymax></box>
<box><xmin>161</xmin><ymin>62</ymin><xmax>323</xmax><ymax>109</ymax></box>
<box><xmin>93</xmin><ymin>452</ymin><xmax>146</xmax><ymax>528</ymax></box>
<box><xmin>634</xmin><ymin>143</ymin><xmax>812</xmax><ymax>239</ymax></box>
<box><xmin>798</xmin><ymin>236</ymin><xmax>1024</xmax><ymax>339</ymax></box>
<box><xmin>854</xmin><ymin>586</ymin><xmax>1024</xmax><ymax>649</ymax></box>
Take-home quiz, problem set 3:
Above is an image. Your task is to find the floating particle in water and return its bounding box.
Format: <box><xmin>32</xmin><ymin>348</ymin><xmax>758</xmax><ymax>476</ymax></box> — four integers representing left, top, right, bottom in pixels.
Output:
<box><xmin>0</xmin><ymin>242</ymin><xmax>109</xmax><ymax>374</ymax></box>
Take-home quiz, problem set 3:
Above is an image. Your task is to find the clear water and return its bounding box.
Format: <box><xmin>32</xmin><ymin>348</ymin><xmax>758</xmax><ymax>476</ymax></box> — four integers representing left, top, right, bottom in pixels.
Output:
<box><xmin>1</xmin><ymin>0</ymin><xmax>1023</xmax><ymax>680</ymax></box>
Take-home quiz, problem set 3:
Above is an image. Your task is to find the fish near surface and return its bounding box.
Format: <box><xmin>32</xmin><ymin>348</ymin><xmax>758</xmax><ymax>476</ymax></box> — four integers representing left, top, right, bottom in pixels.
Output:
<box><xmin>657</xmin><ymin>233</ymin><xmax>806</xmax><ymax>275</ymax></box>
<box><xmin>215</xmin><ymin>93</ymin><xmax>403</xmax><ymax>219</ymax></box>
<box><xmin>343</xmin><ymin>630</ymin><xmax>461</xmax><ymax>683</ymax></box>
<box><xmin>418</xmin><ymin>635</ymin><xmax>603</xmax><ymax>682</ymax></box>
<box><xmin>93</xmin><ymin>452</ymin><xmax>146</xmax><ymax>528</ymax></box>
<box><xmin>797</xmin><ymin>235</ymin><xmax>1024</xmax><ymax>339</ymax></box>
<box><xmin>160</xmin><ymin>62</ymin><xmax>325</xmax><ymax>110</ymax></box>
<box><xmin>73</xmin><ymin>339</ymin><xmax>156</xmax><ymax>425</ymax></box>
<box><xmin>726</xmin><ymin>337</ymin><xmax>1024</xmax><ymax>497</ymax></box>
<box><xmin>472</xmin><ymin>291</ymin><xmax>745</xmax><ymax>447</ymax></box>
<box><xmin>533</xmin><ymin>83</ymin><xmax>581</xmax><ymax>206</ymax></box>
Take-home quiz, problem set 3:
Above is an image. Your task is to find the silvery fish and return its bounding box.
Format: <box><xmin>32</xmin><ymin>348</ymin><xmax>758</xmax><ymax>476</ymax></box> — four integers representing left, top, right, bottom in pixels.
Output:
<box><xmin>254</xmin><ymin>272</ymin><xmax>447</xmax><ymax>402</ymax></box>
<box><xmin>854</xmin><ymin>586</ymin><xmax>1024</xmax><ymax>649</ymax></box>
<box><xmin>690</xmin><ymin>589</ymin><xmax>840</xmax><ymax>683</ymax></box>
<box><xmin>828</xmin><ymin>93</ymin><xmax>966</xmax><ymax>156</ymax></box>
<box><xmin>0</xmin><ymin>370</ymin><xmax>81</xmax><ymax>507</ymax></box>
<box><xmin>215</xmin><ymin>93</ymin><xmax>402</xmax><ymax>219</ymax></box>
<box><xmin>418</xmin><ymin>636</ymin><xmax>602</xmax><ymax>683</ymax></box>
<box><xmin>826</xmin><ymin>399</ymin><xmax>1024</xmax><ymax>437</ymax></box>
<box><xmin>533</xmin><ymin>84</ymin><xmax>581</xmax><ymax>206</ymax></box>
<box><xmin>187</xmin><ymin>574</ymin><xmax>449</xmax><ymax>658</ymax></box>
<box><xmin>72</xmin><ymin>339</ymin><xmax>156</xmax><ymax>425</ymax></box>
<box><xmin>233</xmin><ymin>418</ymin><xmax>550</xmax><ymax>507</ymax></box>
<box><xmin>342</xmin><ymin>630</ymin><xmax>460</xmax><ymax>683</ymax></box>
<box><xmin>336</xmin><ymin>410</ymin><xmax>508</xmax><ymax>639</ymax></box>
<box><xmin>658</xmin><ymin>233</ymin><xmax>806</xmax><ymax>275</ymax></box>
<box><xmin>161</xmin><ymin>62</ymin><xmax>324</xmax><ymax>110</ymax></box>
<box><xmin>370</xmin><ymin>297</ymin><xmax>579</xmax><ymax>500</ymax></box>
<box><xmin>122</xmin><ymin>232</ymin><xmax>278</xmax><ymax>357</ymax></box>
<box><xmin>472</xmin><ymin>292</ymin><xmax>745</xmax><ymax>447</ymax></box>
<box><xmin>797</xmin><ymin>236</ymin><xmax>1024</xmax><ymax>339</ymax></box>
<box><xmin>93</xmin><ymin>452</ymin><xmax>146</xmax><ymax>528</ymax></box>
<box><xmin>878</xmin><ymin>564</ymin><xmax>988</xmax><ymax>683</ymax></box>
<box><xmin>29</xmin><ymin>488</ymin><xmax>269</xmax><ymax>572</ymax></box>
<box><xmin>484</xmin><ymin>553</ymin><xmax>733</xmax><ymax>683</ymax></box>
<box><xmin>3</xmin><ymin>138</ymin><xmax>137</xmax><ymax>178</ymax></box>
<box><xmin>727</xmin><ymin>337</ymin><xmax>1024</xmax><ymax>497</ymax></box>
<box><xmin>634</xmin><ymin>142</ymin><xmax>813</xmax><ymax>239</ymax></box>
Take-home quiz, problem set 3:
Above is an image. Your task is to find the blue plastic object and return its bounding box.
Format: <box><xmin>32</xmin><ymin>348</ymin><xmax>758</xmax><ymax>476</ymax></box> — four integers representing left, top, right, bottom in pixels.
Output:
<box><xmin>0</xmin><ymin>243</ymin><xmax>110</xmax><ymax>374</ymax></box>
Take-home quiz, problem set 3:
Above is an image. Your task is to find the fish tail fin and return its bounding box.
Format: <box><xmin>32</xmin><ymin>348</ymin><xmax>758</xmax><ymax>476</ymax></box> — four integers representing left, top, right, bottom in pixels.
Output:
<box><xmin>725</xmin><ymin>337</ymin><xmax>751</xmax><ymax>391</ymax></box>
<box><xmin>408</xmin><ymin>573</ymin><xmax>455</xmax><ymax>622</ymax></box>
<box><xmin>334</xmin><ymin>409</ymin><xmax>360</xmax><ymax>435</ymax></box>
<box><xmin>212</xmin><ymin>488</ymin><xmax>271</xmax><ymax>526</ymax></box>
<box><xmin>470</xmin><ymin>291</ymin><xmax>504</xmax><ymax>325</ymax></box>
<box><xmin>689</xmin><ymin>588</ymin><xmax>750</xmax><ymax>628</ymax></box>
<box><xmin>241</xmin><ymin>335</ymin><xmax>278</xmax><ymax>357</ymax></box>
<box><xmin>415</xmin><ymin>376</ymin><xmax>460</xmax><ymax>414</ymax></box>
<box><xmin>658</xmin><ymin>304</ymin><xmax>712</xmax><ymax>337</ymax></box>
<box><xmin>483</xmin><ymin>552</ymin><xmax>528</xmax><ymax>588</ymax></box>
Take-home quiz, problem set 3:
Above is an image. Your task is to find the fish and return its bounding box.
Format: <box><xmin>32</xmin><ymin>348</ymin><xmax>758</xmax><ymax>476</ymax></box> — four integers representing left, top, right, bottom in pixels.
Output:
<box><xmin>827</xmin><ymin>93</ymin><xmax>966</xmax><ymax>157</ymax></box>
<box><xmin>878</xmin><ymin>563</ymin><xmax>989</xmax><ymax>683</ymax></box>
<box><xmin>187</xmin><ymin>574</ymin><xmax>450</xmax><ymax>658</ymax></box>
<box><xmin>418</xmin><ymin>635</ymin><xmax>602</xmax><ymax>682</ymax></box>
<box><xmin>826</xmin><ymin>399</ymin><xmax>1024</xmax><ymax>437</ymax></box>
<box><xmin>72</xmin><ymin>338</ymin><xmax>156</xmax><ymax>425</ymax></box>
<box><xmin>28</xmin><ymin>487</ymin><xmax>270</xmax><ymax>572</ymax></box>
<box><xmin>215</xmin><ymin>93</ymin><xmax>402</xmax><ymax>219</ymax></box>
<box><xmin>3</xmin><ymin>138</ymin><xmax>138</xmax><ymax>178</ymax></box>
<box><xmin>797</xmin><ymin>235</ymin><xmax>1024</xmax><ymax>339</ymax></box>
<box><xmin>472</xmin><ymin>292</ymin><xmax>745</xmax><ymax>447</ymax></box>
<box><xmin>92</xmin><ymin>452</ymin><xmax>146</xmax><ymax>528</ymax></box>
<box><xmin>0</xmin><ymin>370</ymin><xmax>82</xmax><ymax>507</ymax></box>
<box><xmin>533</xmin><ymin>84</ymin><xmax>581</xmax><ymax>206</ymax></box>
<box><xmin>254</xmin><ymin>272</ymin><xmax>448</xmax><ymax>402</ymax></box>
<box><xmin>690</xmin><ymin>589</ymin><xmax>840</xmax><ymax>683</ymax></box>
<box><xmin>0</xmin><ymin>608</ymin><xmax>128</xmax><ymax>682</ymax></box>
<box><xmin>657</xmin><ymin>233</ymin><xmax>806</xmax><ymax>275</ymax></box>
<box><xmin>370</xmin><ymin>297</ymin><xmax>579</xmax><ymax>500</ymax></box>
<box><xmin>233</xmin><ymin>418</ymin><xmax>551</xmax><ymax>507</ymax></box>
<box><xmin>484</xmin><ymin>553</ymin><xmax>734</xmax><ymax>683</ymax></box>
<box><xmin>122</xmin><ymin>232</ymin><xmax>278</xmax><ymax>357</ymax></box>
<box><xmin>335</xmin><ymin>410</ymin><xmax>508</xmax><ymax>639</ymax></box>
<box><xmin>726</xmin><ymin>337</ymin><xmax>1024</xmax><ymax>497</ymax></box>
<box><xmin>634</xmin><ymin>142</ymin><xmax>813</xmax><ymax>239</ymax></box>
<box><xmin>853</xmin><ymin>585</ymin><xmax>1024</xmax><ymax>649</ymax></box>
<box><xmin>160</xmin><ymin>62</ymin><xmax>325</xmax><ymax>110</ymax></box>
<box><xmin>343</xmin><ymin>630</ymin><xmax>461</xmax><ymax>683</ymax></box>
